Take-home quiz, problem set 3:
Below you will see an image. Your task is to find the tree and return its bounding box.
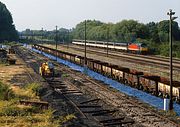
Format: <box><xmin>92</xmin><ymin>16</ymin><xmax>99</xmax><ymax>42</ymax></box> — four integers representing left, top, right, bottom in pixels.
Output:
<box><xmin>157</xmin><ymin>20</ymin><xmax>180</xmax><ymax>42</ymax></box>
<box><xmin>56</xmin><ymin>28</ymin><xmax>70</xmax><ymax>42</ymax></box>
<box><xmin>146</xmin><ymin>22</ymin><xmax>159</xmax><ymax>42</ymax></box>
<box><xmin>0</xmin><ymin>2</ymin><xmax>18</xmax><ymax>41</ymax></box>
<box><xmin>112</xmin><ymin>20</ymin><xmax>148</xmax><ymax>42</ymax></box>
<box><xmin>72</xmin><ymin>20</ymin><xmax>104</xmax><ymax>40</ymax></box>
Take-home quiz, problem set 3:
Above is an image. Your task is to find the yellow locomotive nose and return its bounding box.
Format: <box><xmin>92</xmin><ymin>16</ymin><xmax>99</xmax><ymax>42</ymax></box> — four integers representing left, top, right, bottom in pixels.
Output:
<box><xmin>140</xmin><ymin>47</ymin><xmax>148</xmax><ymax>52</ymax></box>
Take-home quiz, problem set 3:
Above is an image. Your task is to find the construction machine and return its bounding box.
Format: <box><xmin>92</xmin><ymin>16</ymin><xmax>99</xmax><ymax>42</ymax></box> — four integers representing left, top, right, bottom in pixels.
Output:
<box><xmin>39</xmin><ymin>61</ymin><xmax>54</xmax><ymax>77</ymax></box>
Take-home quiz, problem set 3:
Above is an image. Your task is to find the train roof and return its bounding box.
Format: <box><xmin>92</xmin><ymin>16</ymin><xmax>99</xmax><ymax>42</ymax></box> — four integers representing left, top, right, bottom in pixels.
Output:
<box><xmin>73</xmin><ymin>39</ymin><xmax>128</xmax><ymax>45</ymax></box>
<box><xmin>73</xmin><ymin>39</ymin><xmax>147</xmax><ymax>47</ymax></box>
<box><xmin>129</xmin><ymin>42</ymin><xmax>147</xmax><ymax>46</ymax></box>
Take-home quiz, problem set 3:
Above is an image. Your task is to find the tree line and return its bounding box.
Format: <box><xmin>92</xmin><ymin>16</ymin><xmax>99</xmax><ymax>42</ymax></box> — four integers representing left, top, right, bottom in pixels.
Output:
<box><xmin>72</xmin><ymin>20</ymin><xmax>180</xmax><ymax>56</ymax></box>
<box><xmin>72</xmin><ymin>19</ymin><xmax>180</xmax><ymax>43</ymax></box>
<box><xmin>0</xmin><ymin>2</ymin><xmax>18</xmax><ymax>42</ymax></box>
<box><xmin>21</xmin><ymin>19</ymin><xmax>180</xmax><ymax>43</ymax></box>
<box><xmin>21</xmin><ymin>19</ymin><xmax>180</xmax><ymax>57</ymax></box>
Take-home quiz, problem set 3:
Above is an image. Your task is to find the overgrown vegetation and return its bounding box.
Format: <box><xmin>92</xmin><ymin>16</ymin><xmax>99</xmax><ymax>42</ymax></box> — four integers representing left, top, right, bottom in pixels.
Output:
<box><xmin>24</xmin><ymin>83</ymin><xmax>41</xmax><ymax>98</ymax></box>
<box><xmin>0</xmin><ymin>82</ymin><xmax>14</xmax><ymax>100</ymax></box>
<box><xmin>0</xmin><ymin>82</ymin><xmax>64</xmax><ymax>127</ymax></box>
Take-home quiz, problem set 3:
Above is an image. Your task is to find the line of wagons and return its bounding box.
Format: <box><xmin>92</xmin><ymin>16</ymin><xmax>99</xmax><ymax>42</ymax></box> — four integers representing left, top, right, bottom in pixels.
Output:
<box><xmin>32</xmin><ymin>44</ymin><xmax>180</xmax><ymax>103</ymax></box>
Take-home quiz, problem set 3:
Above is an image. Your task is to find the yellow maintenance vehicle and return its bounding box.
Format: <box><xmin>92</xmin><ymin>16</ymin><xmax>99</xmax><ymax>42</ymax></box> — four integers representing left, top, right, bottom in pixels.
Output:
<box><xmin>39</xmin><ymin>61</ymin><xmax>55</xmax><ymax>77</ymax></box>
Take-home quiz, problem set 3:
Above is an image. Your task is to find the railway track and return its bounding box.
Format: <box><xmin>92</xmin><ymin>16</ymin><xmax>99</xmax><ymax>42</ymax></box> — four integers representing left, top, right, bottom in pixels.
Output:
<box><xmin>46</xmin><ymin>77</ymin><xmax>136</xmax><ymax>127</ymax></box>
<box><xmin>59</xmin><ymin>44</ymin><xmax>180</xmax><ymax>71</ymax></box>
<box><xmin>15</xmin><ymin>45</ymin><xmax>180</xmax><ymax>127</ymax></box>
<box><xmin>15</xmin><ymin>46</ymin><xmax>137</xmax><ymax>126</ymax></box>
<box><xmin>72</xmin><ymin>44</ymin><xmax>180</xmax><ymax>64</ymax></box>
<box><xmin>56</xmin><ymin>63</ymin><xmax>180</xmax><ymax>127</ymax></box>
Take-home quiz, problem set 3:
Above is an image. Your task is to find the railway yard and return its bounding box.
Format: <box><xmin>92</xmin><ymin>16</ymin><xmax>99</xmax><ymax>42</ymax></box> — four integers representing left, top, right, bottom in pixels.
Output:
<box><xmin>0</xmin><ymin>44</ymin><xmax>180</xmax><ymax>127</ymax></box>
<box><xmin>41</xmin><ymin>43</ymin><xmax>180</xmax><ymax>81</ymax></box>
<box><xmin>35</xmin><ymin>43</ymin><xmax>180</xmax><ymax>102</ymax></box>
<box><xmin>1</xmin><ymin>0</ymin><xmax>180</xmax><ymax>127</ymax></box>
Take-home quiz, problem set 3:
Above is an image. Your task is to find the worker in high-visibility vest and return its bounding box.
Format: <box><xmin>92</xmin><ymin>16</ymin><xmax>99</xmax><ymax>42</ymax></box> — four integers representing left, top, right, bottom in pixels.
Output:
<box><xmin>39</xmin><ymin>61</ymin><xmax>54</xmax><ymax>77</ymax></box>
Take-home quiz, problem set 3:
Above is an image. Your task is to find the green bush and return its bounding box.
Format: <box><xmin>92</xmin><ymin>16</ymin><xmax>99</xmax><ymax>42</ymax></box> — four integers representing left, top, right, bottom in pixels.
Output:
<box><xmin>0</xmin><ymin>105</ymin><xmax>41</xmax><ymax>117</ymax></box>
<box><xmin>0</xmin><ymin>82</ymin><xmax>14</xmax><ymax>100</ymax></box>
<box><xmin>158</xmin><ymin>43</ymin><xmax>169</xmax><ymax>57</ymax></box>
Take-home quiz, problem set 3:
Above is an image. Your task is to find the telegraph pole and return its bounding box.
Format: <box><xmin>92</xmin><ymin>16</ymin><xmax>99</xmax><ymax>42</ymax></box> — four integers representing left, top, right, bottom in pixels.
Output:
<box><xmin>31</xmin><ymin>31</ymin><xmax>34</xmax><ymax>42</ymax></box>
<box><xmin>41</xmin><ymin>28</ymin><xmax>43</xmax><ymax>43</ymax></box>
<box><xmin>55</xmin><ymin>26</ymin><xmax>58</xmax><ymax>61</ymax></box>
<box><xmin>67</xmin><ymin>30</ymin><xmax>70</xmax><ymax>49</ymax></box>
<box><xmin>167</xmin><ymin>9</ymin><xmax>178</xmax><ymax>110</ymax></box>
<box><xmin>84</xmin><ymin>20</ymin><xmax>87</xmax><ymax>66</ymax></box>
<box><xmin>107</xmin><ymin>25</ymin><xmax>109</xmax><ymax>57</ymax></box>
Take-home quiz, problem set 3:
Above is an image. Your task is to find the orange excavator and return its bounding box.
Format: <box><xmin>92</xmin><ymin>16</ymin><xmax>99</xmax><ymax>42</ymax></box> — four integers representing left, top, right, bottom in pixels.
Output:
<box><xmin>39</xmin><ymin>61</ymin><xmax>54</xmax><ymax>77</ymax></box>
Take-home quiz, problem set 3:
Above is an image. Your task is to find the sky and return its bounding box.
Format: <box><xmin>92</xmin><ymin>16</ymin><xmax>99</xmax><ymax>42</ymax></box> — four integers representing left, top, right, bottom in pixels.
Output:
<box><xmin>1</xmin><ymin>0</ymin><xmax>180</xmax><ymax>31</ymax></box>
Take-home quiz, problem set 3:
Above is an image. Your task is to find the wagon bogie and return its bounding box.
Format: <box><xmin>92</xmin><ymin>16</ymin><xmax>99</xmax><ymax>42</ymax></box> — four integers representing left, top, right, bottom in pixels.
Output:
<box><xmin>112</xmin><ymin>69</ymin><xmax>124</xmax><ymax>79</ymax></box>
<box><xmin>158</xmin><ymin>82</ymin><xmax>180</xmax><ymax>99</ymax></box>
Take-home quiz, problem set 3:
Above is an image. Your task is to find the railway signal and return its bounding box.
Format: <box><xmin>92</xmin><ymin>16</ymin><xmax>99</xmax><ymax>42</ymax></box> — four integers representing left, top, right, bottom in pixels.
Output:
<box><xmin>167</xmin><ymin>9</ymin><xmax>178</xmax><ymax>111</ymax></box>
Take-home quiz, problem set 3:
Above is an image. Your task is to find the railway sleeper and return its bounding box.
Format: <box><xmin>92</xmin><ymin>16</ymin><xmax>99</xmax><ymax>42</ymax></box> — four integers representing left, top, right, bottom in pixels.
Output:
<box><xmin>80</xmin><ymin>99</ymin><xmax>101</xmax><ymax>104</ymax></box>
<box><xmin>99</xmin><ymin>117</ymin><xmax>125</xmax><ymax>123</ymax></box>
<box><xmin>92</xmin><ymin>110</ymin><xmax>118</xmax><ymax>116</ymax></box>
<box><xmin>83</xmin><ymin>109</ymin><xmax>109</xmax><ymax>114</ymax></box>
<box><xmin>60</xmin><ymin>89</ymin><xmax>78</xmax><ymax>92</ymax></box>
<box><xmin>47</xmin><ymin>80</ymin><xmax>62</xmax><ymax>83</ymax></box>
<box><xmin>48</xmin><ymin>82</ymin><xmax>66</xmax><ymax>86</ymax></box>
<box><xmin>61</xmin><ymin>91</ymin><xmax>83</xmax><ymax>95</ymax></box>
<box><xmin>143</xmin><ymin>113</ymin><xmax>156</xmax><ymax>116</ymax></box>
<box><xmin>103</xmin><ymin>119</ymin><xmax>135</xmax><ymax>126</ymax></box>
<box><xmin>50</xmin><ymin>84</ymin><xmax>67</xmax><ymax>89</ymax></box>
<box><xmin>19</xmin><ymin>100</ymin><xmax>49</xmax><ymax>109</ymax></box>
<box><xmin>77</xmin><ymin>105</ymin><xmax>102</xmax><ymax>108</ymax></box>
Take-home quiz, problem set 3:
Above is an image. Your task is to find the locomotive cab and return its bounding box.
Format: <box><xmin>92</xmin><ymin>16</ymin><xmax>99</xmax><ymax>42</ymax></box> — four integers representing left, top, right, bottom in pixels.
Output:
<box><xmin>128</xmin><ymin>42</ymin><xmax>148</xmax><ymax>54</ymax></box>
<box><xmin>140</xmin><ymin>43</ymin><xmax>148</xmax><ymax>54</ymax></box>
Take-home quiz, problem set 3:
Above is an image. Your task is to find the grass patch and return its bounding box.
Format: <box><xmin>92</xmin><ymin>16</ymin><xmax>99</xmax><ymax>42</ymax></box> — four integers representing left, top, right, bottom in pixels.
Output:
<box><xmin>0</xmin><ymin>82</ymin><xmax>77</xmax><ymax>127</ymax></box>
<box><xmin>1</xmin><ymin>41</ymin><xmax>18</xmax><ymax>46</ymax></box>
<box><xmin>0</xmin><ymin>109</ymin><xmax>60</xmax><ymax>127</ymax></box>
<box><xmin>24</xmin><ymin>83</ymin><xmax>41</xmax><ymax>97</ymax></box>
<box><xmin>0</xmin><ymin>81</ymin><xmax>15</xmax><ymax>100</ymax></box>
<box><xmin>0</xmin><ymin>82</ymin><xmax>61</xmax><ymax>127</ymax></box>
<box><xmin>59</xmin><ymin>114</ymin><xmax>76</xmax><ymax>124</ymax></box>
<box><xmin>12</xmin><ymin>83</ymin><xmax>41</xmax><ymax>100</ymax></box>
